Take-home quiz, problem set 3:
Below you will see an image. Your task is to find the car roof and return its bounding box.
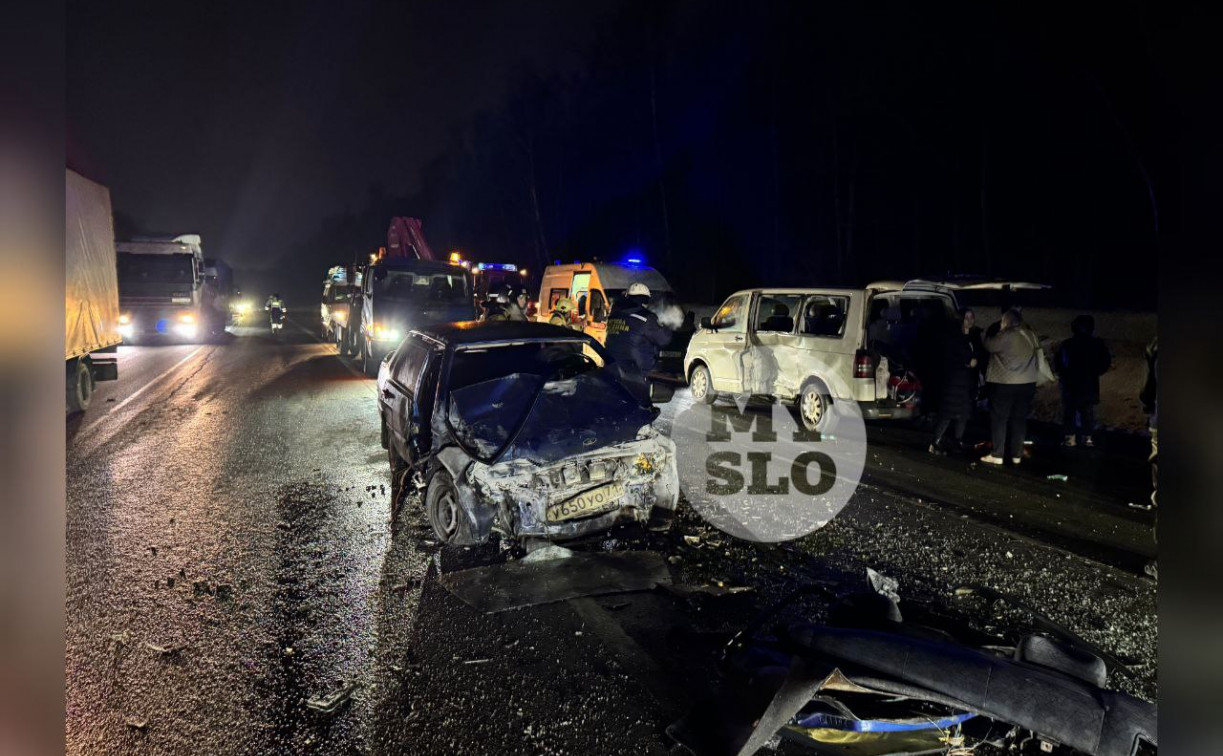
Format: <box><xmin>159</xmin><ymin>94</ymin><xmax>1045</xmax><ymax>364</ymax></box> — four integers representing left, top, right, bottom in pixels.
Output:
<box><xmin>409</xmin><ymin>320</ymin><xmax>591</xmax><ymax>346</ymax></box>
<box><xmin>543</xmin><ymin>262</ymin><xmax>673</xmax><ymax>293</ymax></box>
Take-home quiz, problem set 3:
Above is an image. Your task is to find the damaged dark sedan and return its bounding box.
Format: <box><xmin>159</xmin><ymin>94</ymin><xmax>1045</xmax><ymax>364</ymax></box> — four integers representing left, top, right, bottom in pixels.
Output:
<box><xmin>377</xmin><ymin>321</ymin><xmax>679</xmax><ymax>545</ymax></box>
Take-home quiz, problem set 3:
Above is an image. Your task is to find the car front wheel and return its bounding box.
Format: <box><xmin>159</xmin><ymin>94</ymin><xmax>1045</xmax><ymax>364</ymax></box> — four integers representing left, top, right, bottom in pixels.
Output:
<box><xmin>689</xmin><ymin>364</ymin><xmax>717</xmax><ymax>405</ymax></box>
<box><xmin>424</xmin><ymin>469</ymin><xmax>466</xmax><ymax>544</ymax></box>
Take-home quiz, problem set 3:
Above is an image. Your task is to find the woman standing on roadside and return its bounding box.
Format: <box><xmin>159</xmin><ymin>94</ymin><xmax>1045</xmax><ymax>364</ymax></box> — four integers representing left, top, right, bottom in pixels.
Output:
<box><xmin>981</xmin><ymin>308</ymin><xmax>1041</xmax><ymax>465</ymax></box>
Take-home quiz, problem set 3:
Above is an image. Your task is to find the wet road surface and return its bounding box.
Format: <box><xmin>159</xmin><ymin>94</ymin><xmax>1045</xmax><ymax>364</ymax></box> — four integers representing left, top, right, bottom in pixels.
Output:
<box><xmin>66</xmin><ymin>313</ymin><xmax>1157</xmax><ymax>754</ymax></box>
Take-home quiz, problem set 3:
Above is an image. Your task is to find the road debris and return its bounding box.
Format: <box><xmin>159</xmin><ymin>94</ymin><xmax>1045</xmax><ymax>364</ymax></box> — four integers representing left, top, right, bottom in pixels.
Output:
<box><xmin>305</xmin><ymin>682</ymin><xmax>358</xmax><ymax>714</ymax></box>
<box><xmin>866</xmin><ymin>567</ymin><xmax>900</xmax><ymax>603</ymax></box>
<box><xmin>144</xmin><ymin>642</ymin><xmax>185</xmax><ymax>657</ymax></box>
<box><xmin>1047</xmin><ymin>474</ymin><xmax>1070</xmax><ymax>482</ymax></box>
<box><xmin>521</xmin><ymin>544</ymin><xmax>574</xmax><ymax>564</ymax></box>
<box><xmin>439</xmin><ymin>550</ymin><xmax>671</xmax><ymax>612</ymax></box>
<box><xmin>124</xmin><ymin>718</ymin><xmax>148</xmax><ymax>731</ymax></box>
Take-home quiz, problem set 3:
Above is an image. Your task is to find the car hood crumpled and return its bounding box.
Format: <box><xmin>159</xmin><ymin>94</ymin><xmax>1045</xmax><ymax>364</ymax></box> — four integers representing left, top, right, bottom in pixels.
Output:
<box><xmin>448</xmin><ymin>370</ymin><xmax>656</xmax><ymax>466</ymax></box>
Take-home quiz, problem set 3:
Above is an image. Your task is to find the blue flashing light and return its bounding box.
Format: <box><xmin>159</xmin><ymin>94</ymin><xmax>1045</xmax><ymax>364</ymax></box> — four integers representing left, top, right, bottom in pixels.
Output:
<box><xmin>621</xmin><ymin>248</ymin><xmax>646</xmax><ymax>267</ymax></box>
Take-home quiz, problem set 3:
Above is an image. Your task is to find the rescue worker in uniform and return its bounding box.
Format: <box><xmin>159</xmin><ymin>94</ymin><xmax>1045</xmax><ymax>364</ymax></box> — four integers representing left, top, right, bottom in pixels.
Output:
<box><xmin>549</xmin><ymin>297</ymin><xmax>580</xmax><ymax>330</ymax></box>
<box><xmin>264</xmin><ymin>292</ymin><xmax>284</xmax><ymax>311</ymax></box>
<box><xmin>604</xmin><ymin>282</ymin><xmax>672</xmax><ymax>402</ymax></box>
<box><xmin>483</xmin><ymin>285</ymin><xmax>529</xmax><ymax>322</ymax></box>
<box><xmin>502</xmin><ymin>285</ymin><xmax>529</xmax><ymax>322</ymax></box>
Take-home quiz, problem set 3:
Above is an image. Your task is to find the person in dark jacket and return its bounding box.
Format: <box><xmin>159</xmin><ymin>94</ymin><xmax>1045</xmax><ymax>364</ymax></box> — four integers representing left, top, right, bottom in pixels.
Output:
<box><xmin>928</xmin><ymin>308</ymin><xmax>981</xmax><ymax>455</ymax></box>
<box><xmin>1055</xmin><ymin>314</ymin><xmax>1111</xmax><ymax>447</ymax></box>
<box><xmin>604</xmin><ymin>282</ymin><xmax>672</xmax><ymax>401</ymax></box>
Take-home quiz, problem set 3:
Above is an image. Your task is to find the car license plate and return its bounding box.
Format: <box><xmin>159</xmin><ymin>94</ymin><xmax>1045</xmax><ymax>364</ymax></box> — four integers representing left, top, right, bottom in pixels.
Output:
<box><xmin>546</xmin><ymin>481</ymin><xmax>626</xmax><ymax>523</ymax></box>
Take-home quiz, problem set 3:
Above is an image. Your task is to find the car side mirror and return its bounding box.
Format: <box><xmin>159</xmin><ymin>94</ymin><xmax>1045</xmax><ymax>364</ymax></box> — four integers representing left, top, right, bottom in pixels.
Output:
<box><xmin>648</xmin><ymin>381</ymin><xmax>675</xmax><ymax>404</ymax></box>
<box><xmin>700</xmin><ymin>316</ymin><xmax>715</xmax><ymax>331</ymax></box>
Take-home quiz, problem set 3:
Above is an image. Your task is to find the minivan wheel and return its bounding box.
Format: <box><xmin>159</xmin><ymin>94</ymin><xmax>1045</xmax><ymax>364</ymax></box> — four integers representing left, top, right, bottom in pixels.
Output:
<box><xmin>689</xmin><ymin>364</ymin><xmax>717</xmax><ymax>405</ymax></box>
<box><xmin>424</xmin><ymin>469</ymin><xmax>464</xmax><ymax>544</ymax></box>
<box><xmin>798</xmin><ymin>382</ymin><xmax>837</xmax><ymax>434</ymax></box>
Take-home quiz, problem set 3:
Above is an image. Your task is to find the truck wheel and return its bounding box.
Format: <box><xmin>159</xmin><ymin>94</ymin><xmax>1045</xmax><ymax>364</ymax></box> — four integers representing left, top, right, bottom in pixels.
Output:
<box><xmin>67</xmin><ymin>360</ymin><xmax>93</xmax><ymax>414</ymax></box>
<box><xmin>689</xmin><ymin>364</ymin><xmax>718</xmax><ymax>405</ymax></box>
<box><xmin>424</xmin><ymin>469</ymin><xmax>466</xmax><ymax>544</ymax></box>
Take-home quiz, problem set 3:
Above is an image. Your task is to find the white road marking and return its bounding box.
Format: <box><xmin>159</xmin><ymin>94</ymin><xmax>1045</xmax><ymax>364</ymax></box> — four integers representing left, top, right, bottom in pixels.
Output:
<box><xmin>78</xmin><ymin>346</ymin><xmax>205</xmax><ymax>438</ymax></box>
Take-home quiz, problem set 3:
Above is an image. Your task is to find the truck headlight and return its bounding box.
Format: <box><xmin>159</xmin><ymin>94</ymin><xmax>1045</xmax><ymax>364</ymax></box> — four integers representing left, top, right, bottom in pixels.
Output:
<box><xmin>118</xmin><ymin>313</ymin><xmax>131</xmax><ymax>325</ymax></box>
<box><xmin>178</xmin><ymin>313</ymin><xmax>195</xmax><ymax>324</ymax></box>
<box><xmin>371</xmin><ymin>323</ymin><xmax>400</xmax><ymax>341</ymax></box>
<box><xmin>233</xmin><ymin>301</ymin><xmax>251</xmax><ymax>314</ymax></box>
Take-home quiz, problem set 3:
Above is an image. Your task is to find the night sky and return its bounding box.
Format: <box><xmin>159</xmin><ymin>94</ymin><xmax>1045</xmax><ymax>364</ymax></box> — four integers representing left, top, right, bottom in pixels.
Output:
<box><xmin>68</xmin><ymin>0</ymin><xmax>1169</xmax><ymax>308</ymax></box>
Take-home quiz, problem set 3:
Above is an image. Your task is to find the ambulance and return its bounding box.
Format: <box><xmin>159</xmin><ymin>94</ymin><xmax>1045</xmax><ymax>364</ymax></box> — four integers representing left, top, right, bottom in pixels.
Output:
<box><xmin>535</xmin><ymin>259</ymin><xmax>673</xmax><ymax>344</ymax></box>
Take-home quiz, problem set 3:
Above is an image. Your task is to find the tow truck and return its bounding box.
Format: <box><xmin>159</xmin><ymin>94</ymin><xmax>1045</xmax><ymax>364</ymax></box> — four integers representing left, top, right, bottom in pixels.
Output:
<box><xmin>338</xmin><ymin>218</ymin><xmax>478</xmax><ymax>375</ymax></box>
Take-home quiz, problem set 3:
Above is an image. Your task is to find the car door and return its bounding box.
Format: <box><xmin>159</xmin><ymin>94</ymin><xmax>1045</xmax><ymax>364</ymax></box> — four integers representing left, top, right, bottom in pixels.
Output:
<box><xmin>789</xmin><ymin>290</ymin><xmax>860</xmax><ymax>401</ymax></box>
<box><xmin>383</xmin><ymin>338</ymin><xmax>430</xmax><ymax>462</ymax></box>
<box><xmin>702</xmin><ymin>292</ymin><xmax>752</xmax><ymax>393</ymax></box>
<box><xmin>582</xmin><ymin>287</ymin><xmax>610</xmax><ymax>344</ymax></box>
<box><xmin>744</xmin><ymin>292</ymin><xmax>804</xmax><ymax>396</ymax></box>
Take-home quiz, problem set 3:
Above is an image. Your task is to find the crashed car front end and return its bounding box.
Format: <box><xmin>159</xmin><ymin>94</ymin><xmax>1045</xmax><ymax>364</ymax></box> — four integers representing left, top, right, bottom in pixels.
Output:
<box><xmin>468</xmin><ymin>427</ymin><xmax>679</xmax><ymax>540</ymax></box>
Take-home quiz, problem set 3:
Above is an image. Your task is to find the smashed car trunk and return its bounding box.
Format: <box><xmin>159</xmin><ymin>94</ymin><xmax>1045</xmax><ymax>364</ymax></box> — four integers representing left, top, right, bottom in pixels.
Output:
<box><xmin>439</xmin><ymin>368</ymin><xmax>679</xmax><ymax>543</ymax></box>
<box><xmin>468</xmin><ymin>432</ymin><xmax>679</xmax><ymax>541</ymax></box>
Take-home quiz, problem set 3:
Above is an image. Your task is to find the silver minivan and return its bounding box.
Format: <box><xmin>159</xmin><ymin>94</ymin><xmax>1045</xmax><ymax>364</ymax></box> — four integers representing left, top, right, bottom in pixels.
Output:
<box><xmin>683</xmin><ymin>280</ymin><xmax>1043</xmax><ymax>431</ymax></box>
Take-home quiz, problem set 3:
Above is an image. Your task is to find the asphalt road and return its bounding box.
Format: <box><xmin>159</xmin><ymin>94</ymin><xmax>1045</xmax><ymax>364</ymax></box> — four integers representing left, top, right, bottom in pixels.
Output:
<box><xmin>65</xmin><ymin>312</ymin><xmax>1158</xmax><ymax>755</ymax></box>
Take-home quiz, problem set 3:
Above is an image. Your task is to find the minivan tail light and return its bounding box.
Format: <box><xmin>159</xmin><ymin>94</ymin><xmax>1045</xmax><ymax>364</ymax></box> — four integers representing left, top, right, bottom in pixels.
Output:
<box><xmin>853</xmin><ymin>350</ymin><xmax>876</xmax><ymax>379</ymax></box>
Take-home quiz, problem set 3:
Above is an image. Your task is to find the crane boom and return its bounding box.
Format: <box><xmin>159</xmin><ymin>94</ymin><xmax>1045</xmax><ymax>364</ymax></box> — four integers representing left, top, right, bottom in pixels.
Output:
<box><xmin>386</xmin><ymin>217</ymin><xmax>437</xmax><ymax>261</ymax></box>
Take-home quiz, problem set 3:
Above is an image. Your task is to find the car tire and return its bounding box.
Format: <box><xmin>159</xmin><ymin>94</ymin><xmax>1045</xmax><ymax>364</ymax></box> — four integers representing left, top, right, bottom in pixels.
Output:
<box><xmin>424</xmin><ymin>469</ymin><xmax>467</xmax><ymax>545</ymax></box>
<box><xmin>380</xmin><ymin>413</ymin><xmax>390</xmax><ymax>450</ymax></box>
<box><xmin>689</xmin><ymin>363</ymin><xmax>717</xmax><ymax>405</ymax></box>
<box><xmin>67</xmin><ymin>359</ymin><xmax>92</xmax><ymax>414</ymax></box>
<box><xmin>796</xmin><ymin>380</ymin><xmax>837</xmax><ymax>434</ymax></box>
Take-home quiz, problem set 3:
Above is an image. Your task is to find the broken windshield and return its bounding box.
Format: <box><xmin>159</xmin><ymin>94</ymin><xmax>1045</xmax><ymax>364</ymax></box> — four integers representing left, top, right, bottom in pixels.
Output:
<box><xmin>445</xmin><ymin>340</ymin><xmax>638</xmax><ymax>463</ymax></box>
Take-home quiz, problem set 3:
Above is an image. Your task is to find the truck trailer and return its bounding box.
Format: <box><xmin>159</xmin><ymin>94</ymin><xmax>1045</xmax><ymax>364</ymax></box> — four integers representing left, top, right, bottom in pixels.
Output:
<box><xmin>65</xmin><ymin>169</ymin><xmax>121</xmax><ymax>413</ymax></box>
